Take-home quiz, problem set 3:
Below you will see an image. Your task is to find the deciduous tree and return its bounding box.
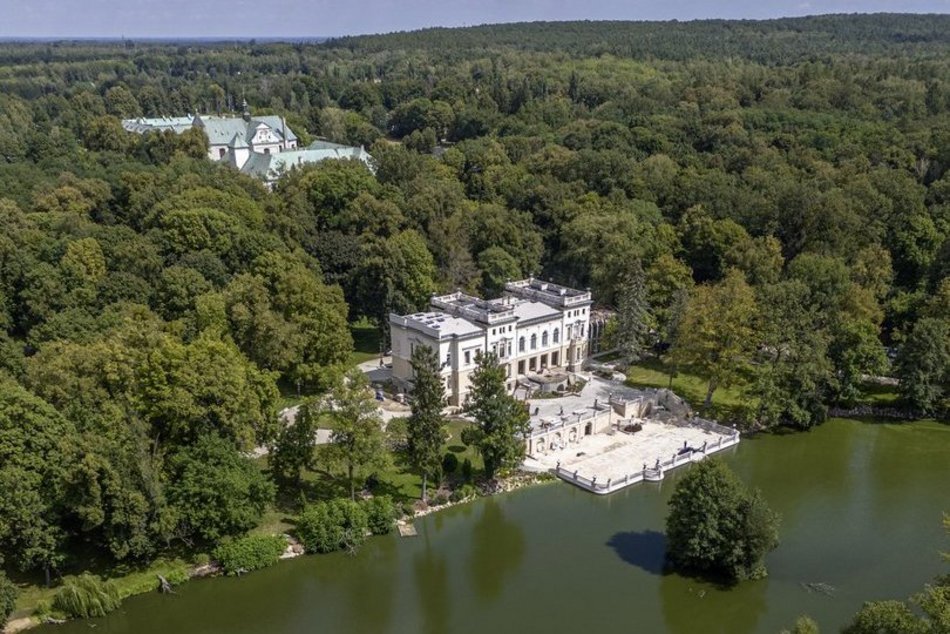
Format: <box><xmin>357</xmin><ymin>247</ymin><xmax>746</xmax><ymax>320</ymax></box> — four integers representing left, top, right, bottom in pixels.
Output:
<box><xmin>665</xmin><ymin>460</ymin><xmax>780</xmax><ymax>582</ymax></box>
<box><xmin>669</xmin><ymin>269</ymin><xmax>758</xmax><ymax>411</ymax></box>
<box><xmin>327</xmin><ymin>370</ymin><xmax>389</xmax><ymax>500</ymax></box>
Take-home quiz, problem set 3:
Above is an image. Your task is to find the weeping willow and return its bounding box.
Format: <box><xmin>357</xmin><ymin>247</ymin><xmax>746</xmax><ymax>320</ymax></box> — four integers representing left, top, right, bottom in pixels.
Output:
<box><xmin>52</xmin><ymin>574</ymin><xmax>121</xmax><ymax>618</ymax></box>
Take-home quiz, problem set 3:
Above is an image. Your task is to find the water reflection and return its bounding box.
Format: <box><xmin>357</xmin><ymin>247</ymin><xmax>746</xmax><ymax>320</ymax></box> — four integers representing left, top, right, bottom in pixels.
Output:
<box><xmin>468</xmin><ymin>498</ymin><xmax>525</xmax><ymax>602</ymax></box>
<box><xmin>414</xmin><ymin>525</ymin><xmax>450</xmax><ymax>634</ymax></box>
<box><xmin>338</xmin><ymin>536</ymin><xmax>398</xmax><ymax>633</ymax></box>
<box><xmin>606</xmin><ymin>530</ymin><xmax>667</xmax><ymax>575</ymax></box>
<box><xmin>660</xmin><ymin>571</ymin><xmax>768</xmax><ymax>634</ymax></box>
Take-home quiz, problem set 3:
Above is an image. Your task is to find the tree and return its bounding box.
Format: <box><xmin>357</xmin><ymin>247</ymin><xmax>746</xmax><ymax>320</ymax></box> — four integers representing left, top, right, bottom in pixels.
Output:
<box><xmin>665</xmin><ymin>460</ymin><xmax>780</xmax><ymax>582</ymax></box>
<box><xmin>463</xmin><ymin>351</ymin><xmax>530</xmax><ymax>480</ymax></box>
<box><xmin>0</xmin><ymin>378</ymin><xmax>74</xmax><ymax>581</ymax></box>
<box><xmin>780</xmin><ymin>616</ymin><xmax>820</xmax><ymax>634</ymax></box>
<box><xmin>296</xmin><ymin>498</ymin><xmax>369</xmax><ymax>554</ymax></box>
<box><xmin>751</xmin><ymin>280</ymin><xmax>834</xmax><ymax>430</ymax></box>
<box><xmin>477</xmin><ymin>246</ymin><xmax>522</xmax><ymax>297</ymax></box>
<box><xmin>270</xmin><ymin>402</ymin><xmax>320</xmax><ymax>485</ymax></box>
<box><xmin>0</xmin><ymin>570</ymin><xmax>15</xmax><ymax>629</ymax></box>
<box><xmin>407</xmin><ymin>345</ymin><xmax>447</xmax><ymax>501</ymax></box>
<box><xmin>669</xmin><ymin>269</ymin><xmax>758</xmax><ymax>411</ymax></box>
<box><xmin>327</xmin><ymin>369</ymin><xmax>389</xmax><ymax>500</ymax></box>
<box><xmin>843</xmin><ymin>600</ymin><xmax>930</xmax><ymax>634</ymax></box>
<box><xmin>896</xmin><ymin>317</ymin><xmax>950</xmax><ymax>417</ymax></box>
<box><xmin>610</xmin><ymin>260</ymin><xmax>652</xmax><ymax>362</ymax></box>
<box><xmin>165</xmin><ymin>434</ymin><xmax>275</xmax><ymax>543</ymax></box>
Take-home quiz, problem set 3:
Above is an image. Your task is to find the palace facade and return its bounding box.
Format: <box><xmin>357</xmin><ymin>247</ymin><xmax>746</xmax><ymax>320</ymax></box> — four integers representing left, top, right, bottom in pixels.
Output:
<box><xmin>390</xmin><ymin>279</ymin><xmax>592</xmax><ymax>406</ymax></box>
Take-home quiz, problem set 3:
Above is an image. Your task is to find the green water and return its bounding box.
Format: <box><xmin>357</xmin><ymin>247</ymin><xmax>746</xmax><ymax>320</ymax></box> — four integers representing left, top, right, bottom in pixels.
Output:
<box><xmin>44</xmin><ymin>419</ymin><xmax>949</xmax><ymax>634</ymax></box>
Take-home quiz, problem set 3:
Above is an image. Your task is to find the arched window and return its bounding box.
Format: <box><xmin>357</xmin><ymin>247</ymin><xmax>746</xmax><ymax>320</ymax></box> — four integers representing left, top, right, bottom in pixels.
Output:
<box><xmin>519</xmin><ymin>337</ymin><xmax>526</xmax><ymax>353</ymax></box>
<box><xmin>530</xmin><ymin>333</ymin><xmax>537</xmax><ymax>350</ymax></box>
<box><xmin>553</xmin><ymin>328</ymin><xmax>560</xmax><ymax>343</ymax></box>
<box><xmin>542</xmin><ymin>331</ymin><xmax>549</xmax><ymax>346</ymax></box>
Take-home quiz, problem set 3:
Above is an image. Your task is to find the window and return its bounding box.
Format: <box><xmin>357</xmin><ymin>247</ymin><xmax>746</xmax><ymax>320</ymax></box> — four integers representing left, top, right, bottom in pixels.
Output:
<box><xmin>567</xmin><ymin>325</ymin><xmax>573</xmax><ymax>339</ymax></box>
<box><xmin>264</xmin><ymin>148</ymin><xmax>271</xmax><ymax>155</ymax></box>
<box><xmin>218</xmin><ymin>148</ymin><xmax>226</xmax><ymax>158</ymax></box>
<box><xmin>445</xmin><ymin>353</ymin><xmax>452</xmax><ymax>367</ymax></box>
<box><xmin>542</xmin><ymin>331</ymin><xmax>548</xmax><ymax>346</ymax></box>
<box><xmin>492</xmin><ymin>328</ymin><xmax>496</xmax><ymax>335</ymax></box>
<box><xmin>553</xmin><ymin>328</ymin><xmax>560</xmax><ymax>344</ymax></box>
<box><xmin>519</xmin><ymin>337</ymin><xmax>526</xmax><ymax>353</ymax></box>
<box><xmin>530</xmin><ymin>334</ymin><xmax>537</xmax><ymax>350</ymax></box>
<box><xmin>464</xmin><ymin>350</ymin><xmax>471</xmax><ymax>365</ymax></box>
<box><xmin>580</xmin><ymin>324</ymin><xmax>585</xmax><ymax>337</ymax></box>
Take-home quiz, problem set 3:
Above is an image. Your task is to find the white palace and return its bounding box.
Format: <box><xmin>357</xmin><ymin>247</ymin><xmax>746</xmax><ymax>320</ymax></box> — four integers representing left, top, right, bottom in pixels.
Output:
<box><xmin>390</xmin><ymin>279</ymin><xmax>592</xmax><ymax>406</ymax></box>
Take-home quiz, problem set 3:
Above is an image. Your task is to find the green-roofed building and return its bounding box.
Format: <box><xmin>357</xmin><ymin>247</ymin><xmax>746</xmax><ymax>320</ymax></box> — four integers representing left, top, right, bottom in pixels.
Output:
<box><xmin>121</xmin><ymin>104</ymin><xmax>373</xmax><ymax>187</ymax></box>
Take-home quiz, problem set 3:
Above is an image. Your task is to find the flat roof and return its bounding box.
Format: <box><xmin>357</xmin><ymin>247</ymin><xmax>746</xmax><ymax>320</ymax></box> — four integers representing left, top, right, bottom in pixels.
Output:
<box><xmin>392</xmin><ymin>311</ymin><xmax>483</xmax><ymax>339</ymax></box>
<box><xmin>505</xmin><ymin>278</ymin><xmax>592</xmax><ymax>308</ymax></box>
<box><xmin>510</xmin><ymin>300</ymin><xmax>560</xmax><ymax>323</ymax></box>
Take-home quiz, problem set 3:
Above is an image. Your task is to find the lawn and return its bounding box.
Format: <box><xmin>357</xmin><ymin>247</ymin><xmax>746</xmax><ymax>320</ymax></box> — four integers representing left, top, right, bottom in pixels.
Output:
<box><xmin>349</xmin><ymin>318</ymin><xmax>383</xmax><ymax>367</ymax></box>
<box><xmin>12</xmin><ymin>553</ymin><xmax>192</xmax><ymax>618</ymax></box>
<box><xmin>261</xmin><ymin>416</ymin><xmax>483</xmax><ymax>524</ymax></box>
<box><xmin>624</xmin><ymin>357</ymin><xmax>749</xmax><ymax>422</ymax></box>
<box><xmin>626</xmin><ymin>358</ymin><xmax>912</xmax><ymax>422</ymax></box>
<box><xmin>854</xmin><ymin>382</ymin><xmax>900</xmax><ymax>407</ymax></box>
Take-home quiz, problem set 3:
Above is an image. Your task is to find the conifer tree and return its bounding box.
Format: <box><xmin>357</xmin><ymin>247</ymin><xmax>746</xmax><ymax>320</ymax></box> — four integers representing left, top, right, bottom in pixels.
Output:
<box><xmin>611</xmin><ymin>260</ymin><xmax>652</xmax><ymax>362</ymax></box>
<box><xmin>408</xmin><ymin>345</ymin><xmax>447</xmax><ymax>501</ymax></box>
<box><xmin>464</xmin><ymin>352</ymin><xmax>530</xmax><ymax>480</ymax></box>
<box><xmin>271</xmin><ymin>401</ymin><xmax>319</xmax><ymax>485</ymax></box>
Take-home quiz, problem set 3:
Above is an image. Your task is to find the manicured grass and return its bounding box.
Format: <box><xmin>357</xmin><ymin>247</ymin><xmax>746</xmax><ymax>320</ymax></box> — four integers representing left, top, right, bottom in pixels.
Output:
<box><xmin>624</xmin><ymin>357</ymin><xmax>749</xmax><ymax>421</ymax></box>
<box><xmin>263</xmin><ymin>416</ymin><xmax>484</xmax><ymax>520</ymax></box>
<box><xmin>349</xmin><ymin>318</ymin><xmax>383</xmax><ymax>367</ymax></box>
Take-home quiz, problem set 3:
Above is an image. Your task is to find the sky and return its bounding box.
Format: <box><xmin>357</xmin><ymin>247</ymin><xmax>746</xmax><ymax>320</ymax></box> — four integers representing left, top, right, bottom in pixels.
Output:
<box><xmin>0</xmin><ymin>0</ymin><xmax>947</xmax><ymax>39</ymax></box>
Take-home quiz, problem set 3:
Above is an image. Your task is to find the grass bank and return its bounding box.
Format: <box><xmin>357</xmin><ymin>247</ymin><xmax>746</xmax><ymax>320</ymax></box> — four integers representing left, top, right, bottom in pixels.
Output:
<box><xmin>624</xmin><ymin>358</ymin><xmax>915</xmax><ymax>423</ymax></box>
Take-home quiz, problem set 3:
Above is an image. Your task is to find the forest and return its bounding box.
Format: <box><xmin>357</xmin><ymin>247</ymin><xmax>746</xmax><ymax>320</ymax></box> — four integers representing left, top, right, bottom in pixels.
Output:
<box><xmin>0</xmin><ymin>13</ymin><xmax>948</xmax><ymax>618</ymax></box>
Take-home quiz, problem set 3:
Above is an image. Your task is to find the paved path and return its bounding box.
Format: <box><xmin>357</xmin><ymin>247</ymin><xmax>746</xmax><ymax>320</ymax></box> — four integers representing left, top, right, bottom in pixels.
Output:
<box><xmin>525</xmin><ymin>373</ymin><xmax>647</xmax><ymax>432</ymax></box>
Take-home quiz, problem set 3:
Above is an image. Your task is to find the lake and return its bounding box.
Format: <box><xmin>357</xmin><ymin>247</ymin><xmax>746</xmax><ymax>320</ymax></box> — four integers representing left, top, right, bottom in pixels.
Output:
<box><xmin>44</xmin><ymin>419</ymin><xmax>950</xmax><ymax>634</ymax></box>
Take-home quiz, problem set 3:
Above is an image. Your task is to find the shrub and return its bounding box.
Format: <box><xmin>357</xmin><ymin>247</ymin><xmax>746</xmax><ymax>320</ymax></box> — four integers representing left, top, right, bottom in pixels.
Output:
<box><xmin>401</xmin><ymin>501</ymin><xmax>416</xmax><ymax>518</ymax></box>
<box><xmin>193</xmin><ymin>553</ymin><xmax>211</xmax><ymax>567</ymax></box>
<box><xmin>442</xmin><ymin>452</ymin><xmax>459</xmax><ymax>474</ymax></box>
<box><xmin>461</xmin><ymin>458</ymin><xmax>473</xmax><ymax>482</ymax></box>
<box><xmin>52</xmin><ymin>574</ymin><xmax>121</xmax><ymax>619</ymax></box>
<box><xmin>297</xmin><ymin>499</ymin><xmax>369</xmax><ymax>554</ymax></box>
<box><xmin>362</xmin><ymin>496</ymin><xmax>396</xmax><ymax>535</ymax></box>
<box><xmin>431</xmin><ymin>493</ymin><xmax>449</xmax><ymax>506</ymax></box>
<box><xmin>0</xmin><ymin>572</ymin><xmax>17</xmax><ymax>628</ymax></box>
<box><xmin>213</xmin><ymin>534</ymin><xmax>286</xmax><ymax>576</ymax></box>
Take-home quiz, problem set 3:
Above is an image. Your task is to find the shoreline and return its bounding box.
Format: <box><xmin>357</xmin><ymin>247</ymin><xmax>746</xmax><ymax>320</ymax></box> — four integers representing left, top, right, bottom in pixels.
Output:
<box><xmin>3</xmin><ymin>470</ymin><xmax>556</xmax><ymax>634</ymax></box>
